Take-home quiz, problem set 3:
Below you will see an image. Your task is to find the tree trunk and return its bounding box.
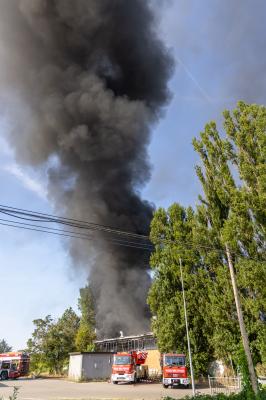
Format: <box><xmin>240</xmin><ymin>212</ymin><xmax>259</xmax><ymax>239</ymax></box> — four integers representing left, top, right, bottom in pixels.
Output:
<box><xmin>225</xmin><ymin>244</ymin><xmax>258</xmax><ymax>394</ymax></box>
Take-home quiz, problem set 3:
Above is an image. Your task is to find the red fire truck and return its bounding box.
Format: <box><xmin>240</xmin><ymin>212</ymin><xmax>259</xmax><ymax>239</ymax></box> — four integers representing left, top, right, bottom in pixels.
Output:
<box><xmin>111</xmin><ymin>351</ymin><xmax>148</xmax><ymax>384</ymax></box>
<box><xmin>0</xmin><ymin>352</ymin><xmax>30</xmax><ymax>380</ymax></box>
<box><xmin>161</xmin><ymin>353</ymin><xmax>190</xmax><ymax>388</ymax></box>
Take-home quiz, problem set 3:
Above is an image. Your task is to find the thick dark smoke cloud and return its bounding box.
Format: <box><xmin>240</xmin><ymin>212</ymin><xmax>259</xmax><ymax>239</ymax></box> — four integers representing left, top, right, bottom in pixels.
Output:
<box><xmin>0</xmin><ymin>1</ymin><xmax>173</xmax><ymax>335</ymax></box>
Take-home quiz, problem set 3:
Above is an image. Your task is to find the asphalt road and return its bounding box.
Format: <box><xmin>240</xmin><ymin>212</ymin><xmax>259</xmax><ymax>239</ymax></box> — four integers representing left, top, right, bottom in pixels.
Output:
<box><xmin>0</xmin><ymin>378</ymin><xmax>210</xmax><ymax>400</ymax></box>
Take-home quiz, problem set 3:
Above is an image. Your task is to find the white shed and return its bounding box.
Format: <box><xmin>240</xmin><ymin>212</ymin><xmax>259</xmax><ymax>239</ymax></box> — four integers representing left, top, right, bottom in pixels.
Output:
<box><xmin>68</xmin><ymin>352</ymin><xmax>114</xmax><ymax>381</ymax></box>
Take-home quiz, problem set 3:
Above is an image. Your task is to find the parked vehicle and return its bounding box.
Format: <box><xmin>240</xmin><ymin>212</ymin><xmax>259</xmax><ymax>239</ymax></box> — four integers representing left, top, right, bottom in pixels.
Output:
<box><xmin>111</xmin><ymin>351</ymin><xmax>148</xmax><ymax>384</ymax></box>
<box><xmin>0</xmin><ymin>352</ymin><xmax>30</xmax><ymax>379</ymax></box>
<box><xmin>161</xmin><ymin>353</ymin><xmax>190</xmax><ymax>388</ymax></box>
<box><xmin>0</xmin><ymin>360</ymin><xmax>20</xmax><ymax>380</ymax></box>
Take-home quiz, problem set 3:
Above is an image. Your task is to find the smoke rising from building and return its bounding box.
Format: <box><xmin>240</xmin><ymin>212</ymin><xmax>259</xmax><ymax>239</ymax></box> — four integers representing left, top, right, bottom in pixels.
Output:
<box><xmin>0</xmin><ymin>0</ymin><xmax>173</xmax><ymax>335</ymax></box>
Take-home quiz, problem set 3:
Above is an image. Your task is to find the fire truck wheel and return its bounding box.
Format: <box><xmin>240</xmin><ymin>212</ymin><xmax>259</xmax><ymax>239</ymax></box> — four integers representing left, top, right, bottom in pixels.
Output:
<box><xmin>163</xmin><ymin>384</ymin><xmax>168</xmax><ymax>388</ymax></box>
<box><xmin>0</xmin><ymin>371</ymin><xmax>8</xmax><ymax>380</ymax></box>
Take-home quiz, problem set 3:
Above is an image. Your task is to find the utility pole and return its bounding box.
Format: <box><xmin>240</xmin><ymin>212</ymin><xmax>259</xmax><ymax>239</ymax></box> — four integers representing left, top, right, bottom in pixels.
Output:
<box><xmin>225</xmin><ymin>244</ymin><xmax>258</xmax><ymax>394</ymax></box>
<box><xmin>179</xmin><ymin>258</ymin><xmax>196</xmax><ymax>396</ymax></box>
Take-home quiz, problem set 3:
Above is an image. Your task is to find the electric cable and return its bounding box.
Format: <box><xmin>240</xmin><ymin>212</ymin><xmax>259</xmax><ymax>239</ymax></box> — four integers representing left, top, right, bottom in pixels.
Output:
<box><xmin>0</xmin><ymin>220</ymin><xmax>154</xmax><ymax>251</ymax></box>
<box><xmin>0</xmin><ymin>216</ymin><xmax>153</xmax><ymax>248</ymax></box>
<box><xmin>0</xmin><ymin>204</ymin><xmax>149</xmax><ymax>240</ymax></box>
<box><xmin>0</xmin><ymin>203</ymin><xmax>264</xmax><ymax>262</ymax></box>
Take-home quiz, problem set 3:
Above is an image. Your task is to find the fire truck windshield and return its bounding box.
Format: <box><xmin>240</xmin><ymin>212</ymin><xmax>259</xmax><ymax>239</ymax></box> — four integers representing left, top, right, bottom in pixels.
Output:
<box><xmin>114</xmin><ymin>355</ymin><xmax>131</xmax><ymax>365</ymax></box>
<box><xmin>164</xmin><ymin>356</ymin><xmax>185</xmax><ymax>366</ymax></box>
<box><xmin>1</xmin><ymin>361</ymin><xmax>10</xmax><ymax>369</ymax></box>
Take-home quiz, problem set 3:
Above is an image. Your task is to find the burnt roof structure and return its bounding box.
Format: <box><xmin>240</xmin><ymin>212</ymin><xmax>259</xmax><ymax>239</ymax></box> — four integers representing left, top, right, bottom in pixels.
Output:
<box><xmin>94</xmin><ymin>332</ymin><xmax>157</xmax><ymax>352</ymax></box>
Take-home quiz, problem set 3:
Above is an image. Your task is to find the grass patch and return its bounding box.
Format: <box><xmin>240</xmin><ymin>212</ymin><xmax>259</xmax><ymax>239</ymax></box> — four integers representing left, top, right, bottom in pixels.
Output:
<box><xmin>163</xmin><ymin>388</ymin><xmax>266</xmax><ymax>400</ymax></box>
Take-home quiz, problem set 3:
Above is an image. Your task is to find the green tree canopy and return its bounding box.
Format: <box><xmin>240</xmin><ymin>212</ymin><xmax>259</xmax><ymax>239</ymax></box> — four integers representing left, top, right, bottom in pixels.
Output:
<box><xmin>27</xmin><ymin>308</ymin><xmax>79</xmax><ymax>374</ymax></box>
<box><xmin>192</xmin><ymin>102</ymin><xmax>266</xmax><ymax>365</ymax></box>
<box><xmin>75</xmin><ymin>285</ymin><xmax>96</xmax><ymax>351</ymax></box>
<box><xmin>148</xmin><ymin>102</ymin><xmax>266</xmax><ymax>378</ymax></box>
<box><xmin>0</xmin><ymin>339</ymin><xmax>12</xmax><ymax>353</ymax></box>
<box><xmin>148</xmin><ymin>204</ymin><xmax>213</xmax><ymax>375</ymax></box>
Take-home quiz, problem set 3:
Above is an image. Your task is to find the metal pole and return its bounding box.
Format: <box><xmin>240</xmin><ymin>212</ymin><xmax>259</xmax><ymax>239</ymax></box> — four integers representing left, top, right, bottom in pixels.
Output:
<box><xmin>208</xmin><ymin>375</ymin><xmax>212</xmax><ymax>395</ymax></box>
<box><xmin>225</xmin><ymin>244</ymin><xmax>258</xmax><ymax>394</ymax></box>
<box><xmin>179</xmin><ymin>258</ymin><xmax>196</xmax><ymax>396</ymax></box>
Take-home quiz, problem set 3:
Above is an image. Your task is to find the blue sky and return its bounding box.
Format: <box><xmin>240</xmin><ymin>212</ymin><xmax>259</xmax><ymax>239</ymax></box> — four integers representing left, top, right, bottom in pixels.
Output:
<box><xmin>0</xmin><ymin>0</ymin><xmax>265</xmax><ymax>349</ymax></box>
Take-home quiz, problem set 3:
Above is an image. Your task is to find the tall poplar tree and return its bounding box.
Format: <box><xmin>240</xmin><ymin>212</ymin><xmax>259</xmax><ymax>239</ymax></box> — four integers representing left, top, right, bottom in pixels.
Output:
<box><xmin>75</xmin><ymin>285</ymin><xmax>96</xmax><ymax>351</ymax></box>
<box><xmin>148</xmin><ymin>204</ymin><xmax>213</xmax><ymax>375</ymax></box>
<box><xmin>192</xmin><ymin>101</ymin><xmax>266</xmax><ymax>393</ymax></box>
<box><xmin>148</xmin><ymin>102</ymin><xmax>265</xmax><ymax>389</ymax></box>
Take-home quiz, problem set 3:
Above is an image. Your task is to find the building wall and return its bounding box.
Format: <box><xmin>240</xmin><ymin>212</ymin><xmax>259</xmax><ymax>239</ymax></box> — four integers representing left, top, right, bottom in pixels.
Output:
<box><xmin>82</xmin><ymin>353</ymin><xmax>113</xmax><ymax>380</ymax></box>
<box><xmin>69</xmin><ymin>353</ymin><xmax>114</xmax><ymax>381</ymax></box>
<box><xmin>68</xmin><ymin>354</ymin><xmax>83</xmax><ymax>381</ymax></box>
<box><xmin>145</xmin><ymin>349</ymin><xmax>161</xmax><ymax>377</ymax></box>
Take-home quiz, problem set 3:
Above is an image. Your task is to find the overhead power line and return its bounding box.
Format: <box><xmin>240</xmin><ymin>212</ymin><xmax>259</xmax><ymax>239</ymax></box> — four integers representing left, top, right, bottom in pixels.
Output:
<box><xmin>0</xmin><ymin>204</ymin><xmax>149</xmax><ymax>240</ymax></box>
<box><xmin>0</xmin><ymin>203</ymin><xmax>264</xmax><ymax>262</ymax></box>
<box><xmin>0</xmin><ymin>220</ymin><xmax>153</xmax><ymax>251</ymax></box>
<box><xmin>0</xmin><ymin>203</ymin><xmax>152</xmax><ymax>251</ymax></box>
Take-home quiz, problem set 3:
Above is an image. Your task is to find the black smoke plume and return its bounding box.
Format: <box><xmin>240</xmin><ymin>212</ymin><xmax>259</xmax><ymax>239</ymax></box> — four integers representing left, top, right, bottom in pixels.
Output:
<box><xmin>0</xmin><ymin>0</ymin><xmax>173</xmax><ymax>335</ymax></box>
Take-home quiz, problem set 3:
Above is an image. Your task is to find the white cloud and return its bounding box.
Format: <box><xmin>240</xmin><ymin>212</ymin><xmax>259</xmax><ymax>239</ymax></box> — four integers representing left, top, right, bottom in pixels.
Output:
<box><xmin>3</xmin><ymin>163</ymin><xmax>47</xmax><ymax>200</ymax></box>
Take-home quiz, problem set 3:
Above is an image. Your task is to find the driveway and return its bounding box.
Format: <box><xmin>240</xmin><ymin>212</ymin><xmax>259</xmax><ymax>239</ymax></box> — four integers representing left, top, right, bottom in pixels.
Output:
<box><xmin>0</xmin><ymin>378</ymin><xmax>210</xmax><ymax>400</ymax></box>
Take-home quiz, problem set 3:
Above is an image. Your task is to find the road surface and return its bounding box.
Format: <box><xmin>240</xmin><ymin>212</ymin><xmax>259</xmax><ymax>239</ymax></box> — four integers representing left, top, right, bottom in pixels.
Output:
<box><xmin>0</xmin><ymin>378</ymin><xmax>210</xmax><ymax>400</ymax></box>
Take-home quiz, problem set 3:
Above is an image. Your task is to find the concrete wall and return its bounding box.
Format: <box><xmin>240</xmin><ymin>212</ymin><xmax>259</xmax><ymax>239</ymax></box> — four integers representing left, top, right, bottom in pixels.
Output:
<box><xmin>68</xmin><ymin>353</ymin><xmax>114</xmax><ymax>381</ymax></box>
<box><xmin>68</xmin><ymin>354</ymin><xmax>83</xmax><ymax>381</ymax></box>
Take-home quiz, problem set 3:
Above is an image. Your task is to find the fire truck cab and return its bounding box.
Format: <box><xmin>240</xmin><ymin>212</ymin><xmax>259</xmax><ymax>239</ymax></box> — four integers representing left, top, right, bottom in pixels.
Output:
<box><xmin>0</xmin><ymin>352</ymin><xmax>30</xmax><ymax>380</ymax></box>
<box><xmin>161</xmin><ymin>353</ymin><xmax>190</xmax><ymax>388</ymax></box>
<box><xmin>0</xmin><ymin>360</ymin><xmax>20</xmax><ymax>380</ymax></box>
<box><xmin>111</xmin><ymin>351</ymin><xmax>148</xmax><ymax>384</ymax></box>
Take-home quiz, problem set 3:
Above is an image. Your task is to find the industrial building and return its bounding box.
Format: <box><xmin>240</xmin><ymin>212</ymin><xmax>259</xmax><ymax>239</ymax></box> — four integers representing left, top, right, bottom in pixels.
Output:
<box><xmin>68</xmin><ymin>332</ymin><xmax>161</xmax><ymax>381</ymax></box>
<box><xmin>94</xmin><ymin>332</ymin><xmax>157</xmax><ymax>352</ymax></box>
